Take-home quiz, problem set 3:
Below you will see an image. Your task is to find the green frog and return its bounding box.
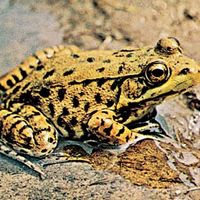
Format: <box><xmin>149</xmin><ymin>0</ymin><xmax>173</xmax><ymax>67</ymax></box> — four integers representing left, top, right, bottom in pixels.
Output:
<box><xmin>0</xmin><ymin>37</ymin><xmax>199</xmax><ymax>176</ymax></box>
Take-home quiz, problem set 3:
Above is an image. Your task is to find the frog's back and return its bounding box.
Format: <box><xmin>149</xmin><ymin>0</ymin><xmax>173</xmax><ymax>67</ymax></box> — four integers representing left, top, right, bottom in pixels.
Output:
<box><xmin>24</xmin><ymin>47</ymin><xmax>148</xmax><ymax>83</ymax></box>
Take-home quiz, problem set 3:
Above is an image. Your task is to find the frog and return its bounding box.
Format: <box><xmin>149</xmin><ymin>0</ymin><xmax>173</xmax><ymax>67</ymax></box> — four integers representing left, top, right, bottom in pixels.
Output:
<box><xmin>0</xmin><ymin>37</ymin><xmax>200</xmax><ymax>177</ymax></box>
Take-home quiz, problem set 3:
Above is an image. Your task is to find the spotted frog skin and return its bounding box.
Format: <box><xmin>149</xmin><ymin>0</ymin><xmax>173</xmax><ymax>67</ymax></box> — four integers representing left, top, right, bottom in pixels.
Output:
<box><xmin>0</xmin><ymin>37</ymin><xmax>200</xmax><ymax>176</ymax></box>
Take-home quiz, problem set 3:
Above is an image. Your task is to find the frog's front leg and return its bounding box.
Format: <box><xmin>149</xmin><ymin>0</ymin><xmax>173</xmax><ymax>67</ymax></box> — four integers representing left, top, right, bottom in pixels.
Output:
<box><xmin>0</xmin><ymin>104</ymin><xmax>58</xmax><ymax>176</ymax></box>
<box><xmin>87</xmin><ymin>109</ymin><xmax>166</xmax><ymax>148</ymax></box>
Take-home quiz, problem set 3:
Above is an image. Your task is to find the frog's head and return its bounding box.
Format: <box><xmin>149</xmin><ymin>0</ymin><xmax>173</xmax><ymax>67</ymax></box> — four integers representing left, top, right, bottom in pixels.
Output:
<box><xmin>119</xmin><ymin>37</ymin><xmax>200</xmax><ymax>114</ymax></box>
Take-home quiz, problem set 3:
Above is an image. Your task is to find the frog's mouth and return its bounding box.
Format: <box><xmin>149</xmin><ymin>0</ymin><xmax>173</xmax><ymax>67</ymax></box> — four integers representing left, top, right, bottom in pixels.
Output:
<box><xmin>130</xmin><ymin>68</ymin><xmax>200</xmax><ymax>106</ymax></box>
<box><xmin>136</xmin><ymin>85</ymin><xmax>189</xmax><ymax>106</ymax></box>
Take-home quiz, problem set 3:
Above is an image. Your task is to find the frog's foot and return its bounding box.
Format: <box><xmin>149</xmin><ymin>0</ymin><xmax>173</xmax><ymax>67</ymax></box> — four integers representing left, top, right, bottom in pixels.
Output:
<box><xmin>39</xmin><ymin>154</ymin><xmax>90</xmax><ymax>167</ymax></box>
<box><xmin>87</xmin><ymin>109</ymin><xmax>171</xmax><ymax>152</ymax></box>
<box><xmin>0</xmin><ymin>104</ymin><xmax>59</xmax><ymax>176</ymax></box>
<box><xmin>130</xmin><ymin>119</ymin><xmax>172</xmax><ymax>139</ymax></box>
<box><xmin>0</xmin><ymin>141</ymin><xmax>45</xmax><ymax>178</ymax></box>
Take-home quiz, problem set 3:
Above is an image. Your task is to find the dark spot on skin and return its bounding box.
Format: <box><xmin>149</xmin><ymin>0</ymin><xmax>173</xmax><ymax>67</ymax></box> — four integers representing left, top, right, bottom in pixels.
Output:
<box><xmin>116</xmin><ymin>126</ymin><xmax>125</xmax><ymax>137</ymax></box>
<box><xmin>57</xmin><ymin>115</ymin><xmax>64</xmax><ymax>126</ymax></box>
<box><xmin>26</xmin><ymin>111</ymin><xmax>41</xmax><ymax>119</ymax></box>
<box><xmin>12</xmin><ymin>85</ymin><xmax>21</xmax><ymax>94</ymax></box>
<box><xmin>96</xmin><ymin>67</ymin><xmax>105</xmax><ymax>72</ymax></box>
<box><xmin>72</xmin><ymin>54</ymin><xmax>80</xmax><ymax>58</ymax></box>
<box><xmin>9</xmin><ymin>120</ymin><xmax>23</xmax><ymax>131</ymax></box>
<box><xmin>39</xmin><ymin>87</ymin><xmax>50</xmax><ymax>98</ymax></box>
<box><xmin>97</xmin><ymin>78</ymin><xmax>107</xmax><ymax>87</ymax></box>
<box><xmin>106</xmin><ymin>99</ymin><xmax>114</xmax><ymax>107</ymax></box>
<box><xmin>118</xmin><ymin>66</ymin><xmax>124</xmax><ymax>74</ymax></box>
<box><xmin>69</xmin><ymin>79</ymin><xmax>92</xmax><ymax>86</ymax></box>
<box><xmin>103</xmin><ymin>59</ymin><xmax>111</xmax><ymax>63</ymax></box>
<box><xmin>57</xmin><ymin>115</ymin><xmax>76</xmax><ymax>138</ymax></box>
<box><xmin>65</xmin><ymin>124</ymin><xmax>76</xmax><ymax>138</ymax></box>
<box><xmin>62</xmin><ymin>107</ymin><xmax>69</xmax><ymax>115</ymax></box>
<box><xmin>72</xmin><ymin>96</ymin><xmax>79</xmax><ymax>107</ymax></box>
<box><xmin>19</xmin><ymin>149</ymin><xmax>29</xmax><ymax>154</ymax></box>
<box><xmin>178</xmin><ymin>68</ymin><xmax>190</xmax><ymax>75</ymax></box>
<box><xmin>33</xmin><ymin>54</ymin><xmax>39</xmax><ymax>60</ymax></box>
<box><xmin>41</xmin><ymin>149</ymin><xmax>48</xmax><ymax>153</ymax></box>
<box><xmin>36</xmin><ymin>65</ymin><xmax>44</xmax><ymax>71</ymax></box>
<box><xmin>104</xmin><ymin>124</ymin><xmax>113</xmax><ymax>136</ymax></box>
<box><xmin>113</xmin><ymin>51</ymin><xmax>119</xmax><ymax>55</ymax></box>
<box><xmin>126</xmin><ymin>53</ymin><xmax>133</xmax><ymax>58</ymax></box>
<box><xmin>82</xmin><ymin>80</ymin><xmax>92</xmax><ymax>87</ymax></box>
<box><xmin>29</xmin><ymin>65</ymin><xmax>35</xmax><ymax>69</ymax></box>
<box><xmin>48</xmin><ymin>103</ymin><xmax>55</xmax><ymax>117</ymax></box>
<box><xmin>37</xmin><ymin>60</ymin><xmax>42</xmax><ymax>65</ymax></box>
<box><xmin>94</xmin><ymin>93</ymin><xmax>102</xmax><ymax>103</ymax></box>
<box><xmin>120</xmin><ymin>49</ymin><xmax>135</xmax><ymax>52</ymax></box>
<box><xmin>63</xmin><ymin>69</ymin><xmax>74</xmax><ymax>76</ymax></box>
<box><xmin>52</xmin><ymin>129</ymin><xmax>57</xmax><ymax>139</ymax></box>
<box><xmin>22</xmin><ymin>82</ymin><xmax>31</xmax><ymax>91</ymax></box>
<box><xmin>126</xmin><ymin>135</ymin><xmax>130</xmax><ymax>142</ymax></box>
<box><xmin>2</xmin><ymin>112</ymin><xmax>14</xmax><ymax>120</ymax></box>
<box><xmin>80</xmin><ymin>123</ymin><xmax>89</xmax><ymax>139</ymax></box>
<box><xmin>87</xmin><ymin>57</ymin><xmax>95</xmax><ymax>62</ymax></box>
<box><xmin>43</xmin><ymin>69</ymin><xmax>55</xmax><ymax>79</ymax></box>
<box><xmin>100</xmin><ymin>119</ymin><xmax>105</xmax><ymax>126</ymax></box>
<box><xmin>115</xmin><ymin>54</ymin><xmax>125</xmax><ymax>57</ymax></box>
<box><xmin>12</xmin><ymin>75</ymin><xmax>19</xmax><ymax>82</ymax></box>
<box><xmin>70</xmin><ymin>117</ymin><xmax>78</xmax><ymax>125</ymax></box>
<box><xmin>151</xmin><ymin>92</ymin><xmax>156</xmax><ymax>97</ymax></box>
<box><xmin>0</xmin><ymin>84</ymin><xmax>6</xmax><ymax>92</ymax></box>
<box><xmin>118</xmin><ymin>62</ymin><xmax>126</xmax><ymax>74</ymax></box>
<box><xmin>102</xmin><ymin>111</ymin><xmax>108</xmax><ymax>114</ymax></box>
<box><xmin>6</xmin><ymin>79</ymin><xmax>14</xmax><ymax>87</ymax></box>
<box><xmin>111</xmin><ymin>79</ymin><xmax>120</xmax><ymax>90</ymax></box>
<box><xmin>48</xmin><ymin>137</ymin><xmax>54</xmax><ymax>143</ymax></box>
<box><xmin>84</xmin><ymin>102</ymin><xmax>90</xmax><ymax>112</ymax></box>
<box><xmin>18</xmin><ymin>127</ymin><xmax>33</xmax><ymax>149</ymax></box>
<box><xmin>19</xmin><ymin>67</ymin><xmax>27</xmax><ymax>78</ymax></box>
<box><xmin>58</xmin><ymin>88</ymin><xmax>66</xmax><ymax>101</ymax></box>
<box><xmin>79</xmin><ymin>92</ymin><xmax>85</xmax><ymax>96</ymax></box>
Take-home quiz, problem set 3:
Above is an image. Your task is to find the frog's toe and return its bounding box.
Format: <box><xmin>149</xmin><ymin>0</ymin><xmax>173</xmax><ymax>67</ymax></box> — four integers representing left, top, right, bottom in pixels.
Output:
<box><xmin>38</xmin><ymin>154</ymin><xmax>90</xmax><ymax>167</ymax></box>
<box><xmin>0</xmin><ymin>141</ymin><xmax>45</xmax><ymax>177</ymax></box>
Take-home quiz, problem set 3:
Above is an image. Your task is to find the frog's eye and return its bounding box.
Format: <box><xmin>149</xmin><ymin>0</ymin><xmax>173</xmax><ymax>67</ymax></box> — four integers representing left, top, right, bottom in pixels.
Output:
<box><xmin>145</xmin><ymin>61</ymin><xmax>170</xmax><ymax>85</ymax></box>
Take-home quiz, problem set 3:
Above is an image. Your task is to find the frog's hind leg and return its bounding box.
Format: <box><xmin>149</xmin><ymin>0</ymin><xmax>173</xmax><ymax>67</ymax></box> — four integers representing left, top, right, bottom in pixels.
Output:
<box><xmin>0</xmin><ymin>45</ymin><xmax>80</xmax><ymax>92</ymax></box>
<box><xmin>0</xmin><ymin>104</ymin><xmax>58</xmax><ymax>176</ymax></box>
<box><xmin>0</xmin><ymin>141</ymin><xmax>45</xmax><ymax>177</ymax></box>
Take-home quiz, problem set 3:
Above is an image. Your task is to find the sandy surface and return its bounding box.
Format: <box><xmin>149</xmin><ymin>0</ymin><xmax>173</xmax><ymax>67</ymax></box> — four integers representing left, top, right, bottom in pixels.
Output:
<box><xmin>0</xmin><ymin>0</ymin><xmax>200</xmax><ymax>199</ymax></box>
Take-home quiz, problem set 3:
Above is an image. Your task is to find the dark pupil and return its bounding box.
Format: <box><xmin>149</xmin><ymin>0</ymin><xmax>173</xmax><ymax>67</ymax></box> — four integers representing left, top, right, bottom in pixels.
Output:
<box><xmin>151</xmin><ymin>68</ymin><xmax>164</xmax><ymax>77</ymax></box>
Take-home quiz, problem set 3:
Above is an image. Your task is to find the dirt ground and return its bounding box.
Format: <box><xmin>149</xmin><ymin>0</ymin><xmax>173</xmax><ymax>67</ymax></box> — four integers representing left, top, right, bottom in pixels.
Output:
<box><xmin>0</xmin><ymin>0</ymin><xmax>200</xmax><ymax>199</ymax></box>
